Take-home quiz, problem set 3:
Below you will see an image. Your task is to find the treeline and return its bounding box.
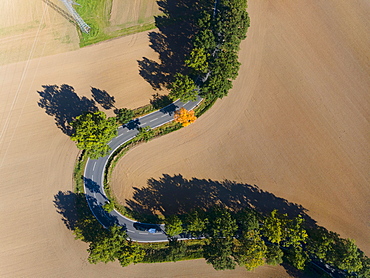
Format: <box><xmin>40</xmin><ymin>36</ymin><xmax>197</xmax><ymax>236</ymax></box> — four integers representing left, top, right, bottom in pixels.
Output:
<box><xmin>163</xmin><ymin>207</ymin><xmax>369</xmax><ymax>276</ymax></box>
<box><xmin>168</xmin><ymin>0</ymin><xmax>250</xmax><ymax>101</ymax></box>
<box><xmin>72</xmin><ymin>196</ymin><xmax>369</xmax><ymax>277</ymax></box>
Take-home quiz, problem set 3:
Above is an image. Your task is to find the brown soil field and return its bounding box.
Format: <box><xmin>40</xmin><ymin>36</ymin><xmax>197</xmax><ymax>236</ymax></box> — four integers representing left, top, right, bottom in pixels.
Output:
<box><xmin>112</xmin><ymin>0</ymin><xmax>370</xmax><ymax>254</ymax></box>
<box><xmin>110</xmin><ymin>0</ymin><xmax>161</xmax><ymax>29</ymax></box>
<box><xmin>0</xmin><ymin>0</ymin><xmax>369</xmax><ymax>277</ymax></box>
<box><xmin>0</xmin><ymin>0</ymin><xmax>80</xmax><ymax>65</ymax></box>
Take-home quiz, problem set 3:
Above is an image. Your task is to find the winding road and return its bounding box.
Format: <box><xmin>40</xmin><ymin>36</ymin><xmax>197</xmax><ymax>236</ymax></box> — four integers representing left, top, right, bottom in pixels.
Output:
<box><xmin>83</xmin><ymin>97</ymin><xmax>202</xmax><ymax>242</ymax></box>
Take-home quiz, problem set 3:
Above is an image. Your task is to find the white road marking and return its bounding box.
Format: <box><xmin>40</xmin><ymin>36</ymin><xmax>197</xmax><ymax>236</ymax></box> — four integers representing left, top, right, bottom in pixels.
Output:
<box><xmin>117</xmin><ymin>133</ymin><xmax>123</xmax><ymax>137</ymax></box>
<box><xmin>139</xmin><ymin>232</ymin><xmax>148</xmax><ymax>235</ymax></box>
<box><xmin>149</xmin><ymin>118</ymin><xmax>158</xmax><ymax>122</ymax></box>
<box><xmin>93</xmin><ymin>162</ymin><xmax>96</xmax><ymax>171</ymax></box>
<box><xmin>127</xmin><ymin>230</ymin><xmax>134</xmax><ymax>233</ymax></box>
<box><xmin>161</xmin><ymin>114</ymin><xmax>167</xmax><ymax>117</ymax></box>
<box><xmin>141</xmin><ymin>122</ymin><xmax>147</xmax><ymax>125</ymax></box>
<box><xmin>91</xmin><ymin>175</ymin><xmax>94</xmax><ymax>180</ymax></box>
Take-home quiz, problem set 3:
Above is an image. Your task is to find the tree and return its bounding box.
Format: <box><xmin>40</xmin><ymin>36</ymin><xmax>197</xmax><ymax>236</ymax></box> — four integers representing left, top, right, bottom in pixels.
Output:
<box><xmin>327</xmin><ymin>237</ymin><xmax>363</xmax><ymax>273</ymax></box>
<box><xmin>102</xmin><ymin>201</ymin><xmax>114</xmax><ymax>213</ymax></box>
<box><xmin>285</xmin><ymin>246</ymin><xmax>309</xmax><ymax>270</ymax></box>
<box><xmin>185</xmin><ymin>48</ymin><xmax>209</xmax><ymax>73</ymax></box>
<box><xmin>166</xmin><ymin>239</ymin><xmax>187</xmax><ymax>262</ymax></box>
<box><xmin>235</xmin><ymin>208</ymin><xmax>259</xmax><ymax>233</ymax></box>
<box><xmin>307</xmin><ymin>227</ymin><xmax>363</xmax><ymax>273</ymax></box>
<box><xmin>204</xmin><ymin>238</ymin><xmax>236</xmax><ymax>270</ymax></box>
<box><xmin>70</xmin><ymin>111</ymin><xmax>117</xmax><ymax>159</ymax></box>
<box><xmin>234</xmin><ymin>230</ymin><xmax>267</xmax><ymax>271</ymax></box>
<box><xmin>116</xmin><ymin>108</ymin><xmax>134</xmax><ymax>125</ymax></box>
<box><xmin>207</xmin><ymin>207</ymin><xmax>238</xmax><ymax>239</ymax></box>
<box><xmin>165</xmin><ymin>215</ymin><xmax>183</xmax><ymax>237</ymax></box>
<box><xmin>261</xmin><ymin>210</ymin><xmax>285</xmax><ymax>244</ymax></box>
<box><xmin>87</xmin><ymin>225</ymin><xmax>144</xmax><ymax>266</ymax></box>
<box><xmin>136</xmin><ymin>126</ymin><xmax>154</xmax><ymax>142</ymax></box>
<box><xmin>282</xmin><ymin>214</ymin><xmax>308</xmax><ymax>248</ymax></box>
<box><xmin>169</xmin><ymin>73</ymin><xmax>197</xmax><ymax>102</ymax></box>
<box><xmin>306</xmin><ymin>226</ymin><xmax>335</xmax><ymax>260</ymax></box>
<box><xmin>174</xmin><ymin>107</ymin><xmax>197</xmax><ymax>127</ymax></box>
<box><xmin>357</xmin><ymin>254</ymin><xmax>370</xmax><ymax>278</ymax></box>
<box><xmin>186</xmin><ymin>210</ymin><xmax>207</xmax><ymax>237</ymax></box>
<box><xmin>265</xmin><ymin>244</ymin><xmax>284</xmax><ymax>266</ymax></box>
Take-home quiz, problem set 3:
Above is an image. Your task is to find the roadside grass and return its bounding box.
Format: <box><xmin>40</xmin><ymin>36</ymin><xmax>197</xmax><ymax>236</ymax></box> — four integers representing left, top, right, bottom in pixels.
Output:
<box><xmin>73</xmin><ymin>150</ymin><xmax>87</xmax><ymax>194</ymax></box>
<box><xmin>74</xmin><ymin>0</ymin><xmax>159</xmax><ymax>47</ymax></box>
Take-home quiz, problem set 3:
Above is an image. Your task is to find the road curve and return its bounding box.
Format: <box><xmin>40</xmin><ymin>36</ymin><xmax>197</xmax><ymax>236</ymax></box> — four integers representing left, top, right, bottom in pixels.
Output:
<box><xmin>83</xmin><ymin>97</ymin><xmax>202</xmax><ymax>242</ymax></box>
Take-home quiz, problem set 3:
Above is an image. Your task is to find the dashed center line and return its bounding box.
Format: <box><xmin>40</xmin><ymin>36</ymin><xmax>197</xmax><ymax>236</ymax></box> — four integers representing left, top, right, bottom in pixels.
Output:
<box><xmin>93</xmin><ymin>162</ymin><xmax>96</xmax><ymax>171</ymax></box>
<box><xmin>149</xmin><ymin>118</ymin><xmax>158</xmax><ymax>122</ymax></box>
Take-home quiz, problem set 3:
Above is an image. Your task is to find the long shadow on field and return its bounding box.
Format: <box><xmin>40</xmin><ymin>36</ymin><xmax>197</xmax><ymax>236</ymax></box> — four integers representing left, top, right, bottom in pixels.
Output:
<box><xmin>53</xmin><ymin>191</ymin><xmax>114</xmax><ymax>242</ymax></box>
<box><xmin>125</xmin><ymin>174</ymin><xmax>316</xmax><ymax>227</ymax></box>
<box><xmin>37</xmin><ymin>84</ymin><xmax>97</xmax><ymax>136</ymax></box>
<box><xmin>91</xmin><ymin>87</ymin><xmax>116</xmax><ymax>110</ymax></box>
<box><xmin>138</xmin><ymin>0</ymin><xmax>213</xmax><ymax>89</ymax></box>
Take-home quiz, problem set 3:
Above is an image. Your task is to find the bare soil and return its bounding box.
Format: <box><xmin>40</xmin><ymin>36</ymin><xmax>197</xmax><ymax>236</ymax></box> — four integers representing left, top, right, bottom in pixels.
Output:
<box><xmin>0</xmin><ymin>0</ymin><xmax>369</xmax><ymax>277</ymax></box>
<box><xmin>0</xmin><ymin>0</ymin><xmax>79</xmax><ymax>65</ymax></box>
<box><xmin>110</xmin><ymin>0</ymin><xmax>161</xmax><ymax>29</ymax></box>
<box><xmin>111</xmin><ymin>0</ymin><xmax>370</xmax><ymax>255</ymax></box>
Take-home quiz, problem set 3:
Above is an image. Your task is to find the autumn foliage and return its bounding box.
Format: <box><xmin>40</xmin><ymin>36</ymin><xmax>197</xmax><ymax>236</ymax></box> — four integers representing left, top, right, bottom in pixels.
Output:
<box><xmin>174</xmin><ymin>107</ymin><xmax>197</xmax><ymax>127</ymax></box>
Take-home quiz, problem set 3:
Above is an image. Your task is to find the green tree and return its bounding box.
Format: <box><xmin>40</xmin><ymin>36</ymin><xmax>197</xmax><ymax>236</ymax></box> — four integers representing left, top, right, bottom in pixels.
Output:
<box><xmin>306</xmin><ymin>226</ymin><xmax>335</xmax><ymax>260</ymax></box>
<box><xmin>261</xmin><ymin>210</ymin><xmax>285</xmax><ymax>244</ymax></box>
<box><xmin>87</xmin><ymin>225</ymin><xmax>144</xmax><ymax>266</ymax></box>
<box><xmin>282</xmin><ymin>214</ymin><xmax>308</xmax><ymax>247</ymax></box>
<box><xmin>357</xmin><ymin>254</ymin><xmax>370</xmax><ymax>278</ymax></box>
<box><xmin>166</xmin><ymin>239</ymin><xmax>187</xmax><ymax>262</ymax></box>
<box><xmin>70</xmin><ymin>111</ymin><xmax>117</xmax><ymax>159</ymax></box>
<box><xmin>116</xmin><ymin>108</ymin><xmax>134</xmax><ymax>125</ymax></box>
<box><xmin>165</xmin><ymin>215</ymin><xmax>183</xmax><ymax>237</ymax></box>
<box><xmin>136</xmin><ymin>126</ymin><xmax>154</xmax><ymax>142</ymax></box>
<box><xmin>204</xmin><ymin>238</ymin><xmax>236</xmax><ymax>270</ymax></box>
<box><xmin>234</xmin><ymin>230</ymin><xmax>267</xmax><ymax>271</ymax></box>
<box><xmin>285</xmin><ymin>246</ymin><xmax>309</xmax><ymax>270</ymax></box>
<box><xmin>207</xmin><ymin>207</ymin><xmax>238</xmax><ymax>239</ymax></box>
<box><xmin>327</xmin><ymin>238</ymin><xmax>363</xmax><ymax>273</ymax></box>
<box><xmin>202</xmin><ymin>74</ymin><xmax>233</xmax><ymax>99</ymax></box>
<box><xmin>265</xmin><ymin>244</ymin><xmax>284</xmax><ymax>266</ymax></box>
<box><xmin>186</xmin><ymin>210</ymin><xmax>207</xmax><ymax>237</ymax></box>
<box><xmin>169</xmin><ymin>73</ymin><xmax>197</xmax><ymax>102</ymax></box>
<box><xmin>235</xmin><ymin>208</ymin><xmax>259</xmax><ymax>232</ymax></box>
<box><xmin>102</xmin><ymin>201</ymin><xmax>114</xmax><ymax>213</ymax></box>
<box><xmin>185</xmin><ymin>48</ymin><xmax>209</xmax><ymax>73</ymax></box>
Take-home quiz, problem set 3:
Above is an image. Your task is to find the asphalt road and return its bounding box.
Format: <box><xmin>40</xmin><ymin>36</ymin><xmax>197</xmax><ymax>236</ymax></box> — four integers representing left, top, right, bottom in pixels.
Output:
<box><xmin>83</xmin><ymin>97</ymin><xmax>202</xmax><ymax>242</ymax></box>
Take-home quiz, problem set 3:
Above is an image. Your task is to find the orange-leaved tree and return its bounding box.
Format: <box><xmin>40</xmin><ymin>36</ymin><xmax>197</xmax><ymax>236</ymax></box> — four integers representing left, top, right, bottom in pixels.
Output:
<box><xmin>174</xmin><ymin>107</ymin><xmax>197</xmax><ymax>127</ymax></box>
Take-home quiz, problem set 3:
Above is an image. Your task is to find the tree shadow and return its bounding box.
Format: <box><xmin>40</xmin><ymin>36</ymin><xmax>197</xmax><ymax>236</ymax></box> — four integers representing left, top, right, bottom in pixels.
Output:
<box><xmin>53</xmin><ymin>190</ymin><xmax>118</xmax><ymax>242</ymax></box>
<box><xmin>126</xmin><ymin>118</ymin><xmax>141</xmax><ymax>130</ymax></box>
<box><xmin>125</xmin><ymin>174</ymin><xmax>316</xmax><ymax>227</ymax></box>
<box><xmin>37</xmin><ymin>84</ymin><xmax>97</xmax><ymax>136</ymax></box>
<box><xmin>150</xmin><ymin>93</ymin><xmax>173</xmax><ymax>109</ymax></box>
<box><xmin>138</xmin><ymin>0</ymin><xmax>212</xmax><ymax>90</ymax></box>
<box><xmin>91</xmin><ymin>87</ymin><xmax>116</xmax><ymax>110</ymax></box>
